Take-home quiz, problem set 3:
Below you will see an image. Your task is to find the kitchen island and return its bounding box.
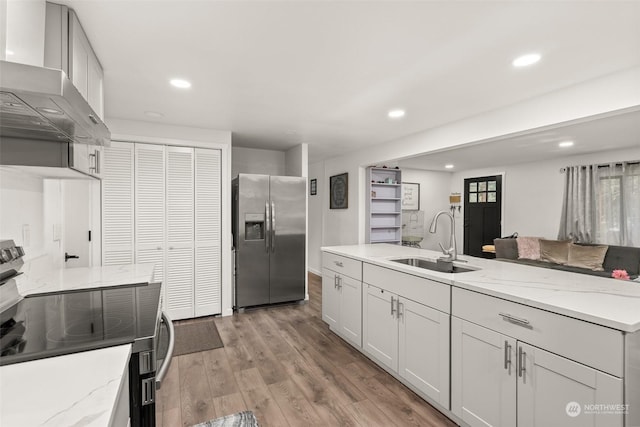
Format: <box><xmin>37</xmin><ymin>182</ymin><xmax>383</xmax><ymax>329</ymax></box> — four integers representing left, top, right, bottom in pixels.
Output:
<box><xmin>322</xmin><ymin>244</ymin><xmax>640</xmax><ymax>427</ymax></box>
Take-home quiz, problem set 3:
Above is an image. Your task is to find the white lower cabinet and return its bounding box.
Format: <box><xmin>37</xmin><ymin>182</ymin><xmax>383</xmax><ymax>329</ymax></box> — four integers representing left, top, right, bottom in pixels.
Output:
<box><xmin>322</xmin><ymin>267</ymin><xmax>362</xmax><ymax>348</ymax></box>
<box><xmin>452</xmin><ymin>317</ymin><xmax>623</xmax><ymax>427</ymax></box>
<box><xmin>363</xmin><ymin>283</ymin><xmax>450</xmax><ymax>408</ymax></box>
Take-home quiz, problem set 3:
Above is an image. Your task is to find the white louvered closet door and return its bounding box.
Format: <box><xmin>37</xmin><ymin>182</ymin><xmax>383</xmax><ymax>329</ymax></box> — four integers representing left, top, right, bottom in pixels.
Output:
<box><xmin>134</xmin><ymin>144</ymin><xmax>166</xmax><ymax>284</ymax></box>
<box><xmin>165</xmin><ymin>146</ymin><xmax>195</xmax><ymax>320</ymax></box>
<box><xmin>194</xmin><ymin>148</ymin><xmax>222</xmax><ymax>316</ymax></box>
<box><xmin>102</xmin><ymin>142</ymin><xmax>134</xmax><ymax>266</ymax></box>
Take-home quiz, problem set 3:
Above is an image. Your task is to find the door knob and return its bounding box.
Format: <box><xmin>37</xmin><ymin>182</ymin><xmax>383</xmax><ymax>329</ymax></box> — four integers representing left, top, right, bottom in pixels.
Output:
<box><xmin>64</xmin><ymin>252</ymin><xmax>79</xmax><ymax>262</ymax></box>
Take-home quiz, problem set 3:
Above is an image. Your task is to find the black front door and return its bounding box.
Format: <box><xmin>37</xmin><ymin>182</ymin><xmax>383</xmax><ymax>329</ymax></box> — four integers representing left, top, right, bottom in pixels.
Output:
<box><xmin>463</xmin><ymin>175</ymin><xmax>502</xmax><ymax>258</ymax></box>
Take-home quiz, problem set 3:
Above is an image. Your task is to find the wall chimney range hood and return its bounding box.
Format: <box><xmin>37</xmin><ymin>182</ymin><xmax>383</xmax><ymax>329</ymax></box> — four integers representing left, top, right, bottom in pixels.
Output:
<box><xmin>0</xmin><ymin>60</ymin><xmax>110</xmax><ymax>147</ymax></box>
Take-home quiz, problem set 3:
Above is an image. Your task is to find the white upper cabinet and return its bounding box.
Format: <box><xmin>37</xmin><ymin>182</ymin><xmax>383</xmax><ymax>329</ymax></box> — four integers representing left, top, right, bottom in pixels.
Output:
<box><xmin>68</xmin><ymin>10</ymin><xmax>104</xmax><ymax>119</ymax></box>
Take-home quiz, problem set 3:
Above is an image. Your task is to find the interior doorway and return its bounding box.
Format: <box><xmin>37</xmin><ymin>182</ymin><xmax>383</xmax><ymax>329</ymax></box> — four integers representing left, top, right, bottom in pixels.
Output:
<box><xmin>463</xmin><ymin>175</ymin><xmax>502</xmax><ymax>258</ymax></box>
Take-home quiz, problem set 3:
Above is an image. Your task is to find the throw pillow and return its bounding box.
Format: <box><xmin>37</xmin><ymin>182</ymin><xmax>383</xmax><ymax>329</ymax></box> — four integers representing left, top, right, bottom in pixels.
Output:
<box><xmin>517</xmin><ymin>237</ymin><xmax>541</xmax><ymax>260</ymax></box>
<box><xmin>567</xmin><ymin>244</ymin><xmax>608</xmax><ymax>271</ymax></box>
<box><xmin>539</xmin><ymin>239</ymin><xmax>571</xmax><ymax>264</ymax></box>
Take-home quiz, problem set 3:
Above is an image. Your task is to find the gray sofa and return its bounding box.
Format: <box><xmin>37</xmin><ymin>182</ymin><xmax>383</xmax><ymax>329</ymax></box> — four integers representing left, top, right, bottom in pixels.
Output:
<box><xmin>494</xmin><ymin>238</ymin><xmax>640</xmax><ymax>279</ymax></box>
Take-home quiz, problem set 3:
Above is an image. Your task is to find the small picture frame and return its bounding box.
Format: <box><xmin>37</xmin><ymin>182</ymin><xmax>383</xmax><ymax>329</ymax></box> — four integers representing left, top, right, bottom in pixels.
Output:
<box><xmin>402</xmin><ymin>182</ymin><xmax>420</xmax><ymax>210</ymax></box>
<box><xmin>310</xmin><ymin>178</ymin><xmax>317</xmax><ymax>196</ymax></box>
<box><xmin>330</xmin><ymin>173</ymin><xmax>348</xmax><ymax>209</ymax></box>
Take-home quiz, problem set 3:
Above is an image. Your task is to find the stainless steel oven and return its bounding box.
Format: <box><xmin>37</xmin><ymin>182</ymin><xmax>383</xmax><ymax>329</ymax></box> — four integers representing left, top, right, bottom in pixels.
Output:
<box><xmin>0</xmin><ymin>240</ymin><xmax>174</xmax><ymax>427</ymax></box>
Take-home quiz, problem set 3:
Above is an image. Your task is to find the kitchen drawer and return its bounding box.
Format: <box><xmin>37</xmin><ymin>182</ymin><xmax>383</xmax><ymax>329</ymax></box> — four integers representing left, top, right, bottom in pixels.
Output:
<box><xmin>452</xmin><ymin>287</ymin><xmax>624</xmax><ymax>377</ymax></box>
<box><xmin>323</xmin><ymin>252</ymin><xmax>362</xmax><ymax>281</ymax></box>
<box><xmin>363</xmin><ymin>263</ymin><xmax>450</xmax><ymax>314</ymax></box>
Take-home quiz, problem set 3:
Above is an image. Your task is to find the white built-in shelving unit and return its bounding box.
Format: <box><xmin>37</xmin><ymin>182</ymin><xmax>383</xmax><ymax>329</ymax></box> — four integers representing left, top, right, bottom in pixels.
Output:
<box><xmin>366</xmin><ymin>167</ymin><xmax>402</xmax><ymax>244</ymax></box>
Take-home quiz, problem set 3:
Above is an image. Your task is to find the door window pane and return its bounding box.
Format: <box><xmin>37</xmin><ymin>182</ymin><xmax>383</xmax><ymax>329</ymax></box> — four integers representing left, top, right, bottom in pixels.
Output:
<box><xmin>469</xmin><ymin>193</ymin><xmax>477</xmax><ymax>203</ymax></box>
<box><xmin>478</xmin><ymin>182</ymin><xmax>487</xmax><ymax>192</ymax></box>
<box><xmin>479</xmin><ymin>192</ymin><xmax>487</xmax><ymax>203</ymax></box>
<box><xmin>488</xmin><ymin>181</ymin><xmax>497</xmax><ymax>191</ymax></box>
<box><xmin>469</xmin><ymin>182</ymin><xmax>477</xmax><ymax>192</ymax></box>
<box><xmin>488</xmin><ymin>192</ymin><xmax>497</xmax><ymax>202</ymax></box>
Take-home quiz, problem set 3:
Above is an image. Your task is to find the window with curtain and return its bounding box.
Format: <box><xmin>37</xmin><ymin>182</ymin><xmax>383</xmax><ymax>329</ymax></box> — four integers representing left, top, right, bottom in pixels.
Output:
<box><xmin>558</xmin><ymin>161</ymin><xmax>640</xmax><ymax>247</ymax></box>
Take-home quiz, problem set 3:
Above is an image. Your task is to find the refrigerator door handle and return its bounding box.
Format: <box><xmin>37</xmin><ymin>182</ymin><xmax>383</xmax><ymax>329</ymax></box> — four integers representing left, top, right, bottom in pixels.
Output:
<box><xmin>271</xmin><ymin>201</ymin><xmax>276</xmax><ymax>252</ymax></box>
<box><xmin>265</xmin><ymin>202</ymin><xmax>270</xmax><ymax>252</ymax></box>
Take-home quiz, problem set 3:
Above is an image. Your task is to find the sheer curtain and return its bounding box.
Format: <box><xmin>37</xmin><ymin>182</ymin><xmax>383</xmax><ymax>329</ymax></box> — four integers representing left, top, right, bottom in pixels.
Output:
<box><xmin>559</xmin><ymin>162</ymin><xmax>640</xmax><ymax>246</ymax></box>
<box><xmin>558</xmin><ymin>165</ymin><xmax>598</xmax><ymax>243</ymax></box>
<box><xmin>596</xmin><ymin>162</ymin><xmax>640</xmax><ymax>246</ymax></box>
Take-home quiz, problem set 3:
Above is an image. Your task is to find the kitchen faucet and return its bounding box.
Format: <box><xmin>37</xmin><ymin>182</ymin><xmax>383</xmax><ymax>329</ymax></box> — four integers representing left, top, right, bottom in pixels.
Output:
<box><xmin>429</xmin><ymin>211</ymin><xmax>458</xmax><ymax>262</ymax></box>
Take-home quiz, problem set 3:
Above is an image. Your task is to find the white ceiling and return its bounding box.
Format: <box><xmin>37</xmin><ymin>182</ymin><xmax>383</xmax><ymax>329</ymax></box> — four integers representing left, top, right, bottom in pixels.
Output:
<box><xmin>60</xmin><ymin>1</ymin><xmax>640</xmax><ymax>162</ymax></box>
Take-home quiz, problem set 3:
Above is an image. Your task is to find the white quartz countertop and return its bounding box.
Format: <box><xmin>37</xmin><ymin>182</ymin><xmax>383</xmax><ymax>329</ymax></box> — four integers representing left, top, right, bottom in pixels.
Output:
<box><xmin>0</xmin><ymin>344</ymin><xmax>131</xmax><ymax>427</ymax></box>
<box><xmin>322</xmin><ymin>244</ymin><xmax>640</xmax><ymax>332</ymax></box>
<box><xmin>17</xmin><ymin>263</ymin><xmax>157</xmax><ymax>296</ymax></box>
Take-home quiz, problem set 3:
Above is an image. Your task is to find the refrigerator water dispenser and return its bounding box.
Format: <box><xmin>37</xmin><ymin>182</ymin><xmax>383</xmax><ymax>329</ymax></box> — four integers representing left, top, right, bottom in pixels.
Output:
<box><xmin>244</xmin><ymin>213</ymin><xmax>265</xmax><ymax>240</ymax></box>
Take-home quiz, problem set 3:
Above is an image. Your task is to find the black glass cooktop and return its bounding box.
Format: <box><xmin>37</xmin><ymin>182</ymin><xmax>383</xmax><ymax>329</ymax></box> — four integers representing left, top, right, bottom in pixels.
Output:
<box><xmin>0</xmin><ymin>283</ymin><xmax>161</xmax><ymax>366</ymax></box>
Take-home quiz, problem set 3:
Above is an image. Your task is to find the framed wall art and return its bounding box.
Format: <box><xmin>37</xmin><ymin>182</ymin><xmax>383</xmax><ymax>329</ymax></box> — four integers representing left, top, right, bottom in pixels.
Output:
<box><xmin>310</xmin><ymin>178</ymin><xmax>317</xmax><ymax>195</ymax></box>
<box><xmin>329</xmin><ymin>173</ymin><xmax>348</xmax><ymax>209</ymax></box>
<box><xmin>402</xmin><ymin>182</ymin><xmax>420</xmax><ymax>210</ymax></box>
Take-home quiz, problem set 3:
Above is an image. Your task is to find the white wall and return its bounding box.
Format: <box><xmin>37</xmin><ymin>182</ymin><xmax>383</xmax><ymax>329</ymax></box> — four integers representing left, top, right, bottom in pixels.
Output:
<box><xmin>0</xmin><ymin>168</ymin><xmax>65</xmax><ymax>266</ymax></box>
<box><xmin>232</xmin><ymin>146</ymin><xmax>285</xmax><ymax>177</ymax></box>
<box><xmin>308</xmin><ymin>161</ymin><xmax>325</xmax><ymax>274</ymax></box>
<box><xmin>285</xmin><ymin>143</ymin><xmax>308</xmax><ymax>178</ymax></box>
<box><xmin>401</xmin><ymin>168</ymin><xmax>452</xmax><ymax>250</ymax></box>
<box><xmin>449</xmin><ymin>146</ymin><xmax>640</xmax><ymax>249</ymax></box>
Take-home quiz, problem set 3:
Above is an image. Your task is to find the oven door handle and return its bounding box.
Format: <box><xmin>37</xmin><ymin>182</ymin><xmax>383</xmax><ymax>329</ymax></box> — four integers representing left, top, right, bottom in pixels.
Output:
<box><xmin>155</xmin><ymin>311</ymin><xmax>175</xmax><ymax>389</ymax></box>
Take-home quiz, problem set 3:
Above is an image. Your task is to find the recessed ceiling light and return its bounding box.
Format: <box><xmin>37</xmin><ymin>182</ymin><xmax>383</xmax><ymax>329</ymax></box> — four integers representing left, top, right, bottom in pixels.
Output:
<box><xmin>558</xmin><ymin>141</ymin><xmax>574</xmax><ymax>148</ymax></box>
<box><xmin>512</xmin><ymin>53</ymin><xmax>541</xmax><ymax>68</ymax></box>
<box><xmin>445</xmin><ymin>164</ymin><xmax>454</xmax><ymax>169</ymax></box>
<box><xmin>144</xmin><ymin>111</ymin><xmax>164</xmax><ymax>118</ymax></box>
<box><xmin>388</xmin><ymin>109</ymin><xmax>405</xmax><ymax>119</ymax></box>
<box><xmin>170</xmin><ymin>78</ymin><xmax>191</xmax><ymax>89</ymax></box>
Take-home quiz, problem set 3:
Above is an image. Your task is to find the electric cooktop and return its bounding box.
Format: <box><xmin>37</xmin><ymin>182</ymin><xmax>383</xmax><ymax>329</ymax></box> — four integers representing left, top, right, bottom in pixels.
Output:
<box><xmin>0</xmin><ymin>283</ymin><xmax>161</xmax><ymax>366</ymax></box>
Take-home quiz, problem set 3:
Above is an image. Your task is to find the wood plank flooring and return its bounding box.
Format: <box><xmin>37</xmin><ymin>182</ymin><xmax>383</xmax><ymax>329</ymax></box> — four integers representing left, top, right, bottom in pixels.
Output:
<box><xmin>156</xmin><ymin>273</ymin><xmax>456</xmax><ymax>427</ymax></box>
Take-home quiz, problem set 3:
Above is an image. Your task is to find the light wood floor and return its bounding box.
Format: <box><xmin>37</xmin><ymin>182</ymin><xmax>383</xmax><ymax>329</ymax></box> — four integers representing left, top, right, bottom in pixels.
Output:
<box><xmin>156</xmin><ymin>273</ymin><xmax>456</xmax><ymax>427</ymax></box>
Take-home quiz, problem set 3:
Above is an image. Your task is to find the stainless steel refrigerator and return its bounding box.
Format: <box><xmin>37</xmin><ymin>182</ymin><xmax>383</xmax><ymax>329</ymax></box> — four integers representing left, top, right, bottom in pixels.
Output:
<box><xmin>232</xmin><ymin>174</ymin><xmax>306</xmax><ymax>308</ymax></box>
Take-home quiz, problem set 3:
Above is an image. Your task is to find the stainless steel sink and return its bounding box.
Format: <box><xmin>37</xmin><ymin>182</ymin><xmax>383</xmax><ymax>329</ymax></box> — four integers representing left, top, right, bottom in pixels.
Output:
<box><xmin>390</xmin><ymin>257</ymin><xmax>476</xmax><ymax>273</ymax></box>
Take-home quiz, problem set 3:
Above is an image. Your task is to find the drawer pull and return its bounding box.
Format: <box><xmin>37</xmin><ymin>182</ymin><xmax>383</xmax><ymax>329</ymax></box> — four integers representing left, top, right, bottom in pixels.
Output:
<box><xmin>499</xmin><ymin>312</ymin><xmax>532</xmax><ymax>329</ymax></box>
<box><xmin>334</xmin><ymin>261</ymin><xmax>344</xmax><ymax>267</ymax></box>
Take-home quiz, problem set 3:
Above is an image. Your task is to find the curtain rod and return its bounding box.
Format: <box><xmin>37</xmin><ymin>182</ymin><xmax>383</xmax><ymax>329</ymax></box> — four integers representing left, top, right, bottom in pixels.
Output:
<box><xmin>559</xmin><ymin>160</ymin><xmax>640</xmax><ymax>173</ymax></box>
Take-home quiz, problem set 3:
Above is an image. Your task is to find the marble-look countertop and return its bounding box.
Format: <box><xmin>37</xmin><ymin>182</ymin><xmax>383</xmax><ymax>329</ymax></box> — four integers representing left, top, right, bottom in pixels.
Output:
<box><xmin>17</xmin><ymin>263</ymin><xmax>157</xmax><ymax>296</ymax></box>
<box><xmin>322</xmin><ymin>244</ymin><xmax>640</xmax><ymax>332</ymax></box>
<box><xmin>0</xmin><ymin>344</ymin><xmax>131</xmax><ymax>427</ymax></box>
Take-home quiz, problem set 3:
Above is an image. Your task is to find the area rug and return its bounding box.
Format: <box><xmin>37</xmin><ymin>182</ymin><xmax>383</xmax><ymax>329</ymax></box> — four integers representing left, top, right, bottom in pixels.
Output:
<box><xmin>173</xmin><ymin>316</ymin><xmax>223</xmax><ymax>356</ymax></box>
<box><xmin>192</xmin><ymin>411</ymin><xmax>259</xmax><ymax>427</ymax></box>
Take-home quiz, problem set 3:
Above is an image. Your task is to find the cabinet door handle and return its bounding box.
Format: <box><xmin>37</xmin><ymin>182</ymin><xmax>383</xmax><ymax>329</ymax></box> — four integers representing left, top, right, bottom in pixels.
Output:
<box><xmin>334</xmin><ymin>260</ymin><xmax>343</xmax><ymax>267</ymax></box>
<box><xmin>518</xmin><ymin>346</ymin><xmax>526</xmax><ymax>382</ymax></box>
<box><xmin>390</xmin><ymin>296</ymin><xmax>396</xmax><ymax>317</ymax></box>
<box><xmin>504</xmin><ymin>340</ymin><xmax>512</xmax><ymax>374</ymax></box>
<box><xmin>88</xmin><ymin>114</ymin><xmax>99</xmax><ymax>124</ymax></box>
<box><xmin>334</xmin><ymin>275</ymin><xmax>338</xmax><ymax>288</ymax></box>
<box><xmin>499</xmin><ymin>312</ymin><xmax>531</xmax><ymax>328</ymax></box>
<box><xmin>398</xmin><ymin>301</ymin><xmax>404</xmax><ymax>320</ymax></box>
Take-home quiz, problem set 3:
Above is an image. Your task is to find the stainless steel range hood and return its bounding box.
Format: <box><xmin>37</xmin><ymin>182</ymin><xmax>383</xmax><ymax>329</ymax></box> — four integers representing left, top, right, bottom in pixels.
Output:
<box><xmin>0</xmin><ymin>60</ymin><xmax>110</xmax><ymax>146</ymax></box>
